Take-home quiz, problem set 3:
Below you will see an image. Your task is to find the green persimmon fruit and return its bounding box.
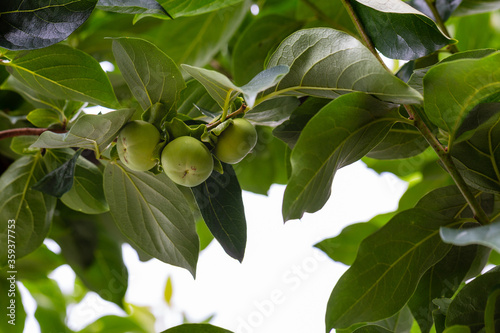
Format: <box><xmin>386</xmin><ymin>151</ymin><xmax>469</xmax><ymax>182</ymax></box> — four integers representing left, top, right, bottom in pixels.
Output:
<box><xmin>215</xmin><ymin>118</ymin><xmax>257</xmax><ymax>164</ymax></box>
<box><xmin>161</xmin><ymin>136</ymin><xmax>214</xmax><ymax>187</ymax></box>
<box><xmin>117</xmin><ymin>120</ymin><xmax>161</xmax><ymax>171</ymax></box>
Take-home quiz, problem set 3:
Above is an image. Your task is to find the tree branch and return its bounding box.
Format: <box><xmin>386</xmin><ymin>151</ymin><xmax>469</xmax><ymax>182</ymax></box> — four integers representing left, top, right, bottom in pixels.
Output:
<box><xmin>206</xmin><ymin>104</ymin><xmax>247</xmax><ymax>131</ymax></box>
<box><xmin>0</xmin><ymin>128</ymin><xmax>67</xmax><ymax>141</ymax></box>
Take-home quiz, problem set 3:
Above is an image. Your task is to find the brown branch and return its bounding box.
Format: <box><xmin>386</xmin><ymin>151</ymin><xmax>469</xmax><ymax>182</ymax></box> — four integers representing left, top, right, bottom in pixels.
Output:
<box><xmin>0</xmin><ymin>128</ymin><xmax>67</xmax><ymax>141</ymax></box>
<box><xmin>206</xmin><ymin>104</ymin><xmax>247</xmax><ymax>131</ymax></box>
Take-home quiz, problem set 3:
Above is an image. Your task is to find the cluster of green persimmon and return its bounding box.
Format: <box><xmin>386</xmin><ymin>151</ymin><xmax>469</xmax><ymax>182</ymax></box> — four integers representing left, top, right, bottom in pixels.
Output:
<box><xmin>116</xmin><ymin>116</ymin><xmax>257</xmax><ymax>187</ymax></box>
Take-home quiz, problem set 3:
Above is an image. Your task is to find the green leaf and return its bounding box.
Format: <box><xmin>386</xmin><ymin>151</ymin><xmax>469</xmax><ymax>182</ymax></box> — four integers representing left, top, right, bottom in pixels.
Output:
<box><xmin>440</xmin><ymin>222</ymin><xmax>500</xmax><ymax>253</ymax></box>
<box><xmin>272</xmin><ymin>97</ymin><xmax>331</xmax><ymax>149</ymax></box>
<box><xmin>177</xmin><ymin>80</ymin><xmax>220</xmax><ymax>118</ymax></box>
<box><xmin>350</xmin><ymin>0</ymin><xmax>453</xmax><ymax>60</ymax></box>
<box><xmin>32</xmin><ymin>149</ymin><xmax>82</xmax><ymax>198</ymax></box>
<box><xmin>265</xmin><ymin>28</ymin><xmax>423</xmax><ymax>105</ymax></box>
<box><xmin>451</xmin><ymin>108</ymin><xmax>500</xmax><ymax>194</ymax></box>
<box><xmin>315</xmin><ymin>222</ymin><xmax>380</xmax><ymax>266</ymax></box>
<box><xmin>239</xmin><ymin>65</ymin><xmax>290</xmax><ymax>108</ymax></box>
<box><xmin>442</xmin><ymin>326</ymin><xmax>471</xmax><ymax>333</ymax></box>
<box><xmin>78</xmin><ymin>315</ymin><xmax>148</xmax><ymax>333</ymax></box>
<box><xmin>0</xmin><ymin>0</ymin><xmax>97</xmax><ymax>50</ymax></box>
<box><xmin>326</xmin><ymin>208</ymin><xmax>455</xmax><ymax>330</ymax></box>
<box><xmin>423</xmin><ymin>51</ymin><xmax>500</xmax><ymax>146</ymax></box>
<box><xmin>164</xmin><ymin>276</ymin><xmax>173</xmax><ymax>306</ymax></box>
<box><xmin>4</xmin><ymin>44</ymin><xmax>119</xmax><ymax>108</ymax></box>
<box><xmin>158</xmin><ymin>0</ymin><xmax>243</xmax><ymax>17</ymax></box>
<box><xmin>231</xmin><ymin>14</ymin><xmax>303</xmax><ymax>86</ymax></box>
<box><xmin>192</xmin><ymin>163</ymin><xmax>246</xmax><ymax>262</ymax></box>
<box><xmin>366</xmin><ymin>122</ymin><xmax>428</xmax><ymax>160</ymax></box>
<box><xmin>3</xmin><ymin>76</ymin><xmax>66</xmax><ymax>112</ymax></box>
<box><xmin>408</xmin><ymin>244</ymin><xmax>479</xmax><ymax>333</ymax></box>
<box><xmin>283</xmin><ymin>92</ymin><xmax>399</xmax><ymax>221</ymax></box>
<box><xmin>44</xmin><ymin>149</ymin><xmax>108</xmax><ymax>214</ymax></box>
<box><xmin>445</xmin><ymin>267</ymin><xmax>500</xmax><ymax>331</ymax></box>
<box><xmin>244</xmin><ymin>97</ymin><xmax>299</xmax><ymax>127</ymax></box>
<box><xmin>160</xmin><ymin>323</ymin><xmax>234</xmax><ymax>333</ymax></box>
<box><xmin>0</xmin><ymin>154</ymin><xmax>56</xmax><ymax>265</ymax></box>
<box><xmin>97</xmin><ymin>0</ymin><xmax>169</xmax><ymax>16</ymax></box>
<box><xmin>407</xmin><ymin>0</ymin><xmax>462</xmax><ymax>22</ymax></box>
<box><xmin>112</xmin><ymin>37</ymin><xmax>186</xmax><ymax>111</ymax></box>
<box><xmin>26</xmin><ymin>109</ymin><xmax>63</xmax><ymax>128</ymax></box>
<box><xmin>14</xmin><ymin>244</ymin><xmax>63</xmax><ymax>281</ymax></box>
<box><xmin>454</xmin><ymin>0</ymin><xmax>500</xmax><ymax>15</ymax></box>
<box><xmin>10</xmin><ymin>136</ymin><xmax>40</xmax><ymax>155</ymax></box>
<box><xmin>31</xmin><ymin>109</ymin><xmax>135</xmax><ymax>156</ymax></box>
<box><xmin>104</xmin><ymin>162</ymin><xmax>199</xmax><ymax>276</ymax></box>
<box><xmin>352</xmin><ymin>326</ymin><xmax>392</xmax><ymax>333</ymax></box>
<box><xmin>233</xmin><ymin>126</ymin><xmax>289</xmax><ymax>195</ymax></box>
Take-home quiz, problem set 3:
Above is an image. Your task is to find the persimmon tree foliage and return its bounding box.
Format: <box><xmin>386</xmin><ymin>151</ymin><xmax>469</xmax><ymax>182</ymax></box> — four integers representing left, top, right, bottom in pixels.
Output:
<box><xmin>1</xmin><ymin>0</ymin><xmax>500</xmax><ymax>332</ymax></box>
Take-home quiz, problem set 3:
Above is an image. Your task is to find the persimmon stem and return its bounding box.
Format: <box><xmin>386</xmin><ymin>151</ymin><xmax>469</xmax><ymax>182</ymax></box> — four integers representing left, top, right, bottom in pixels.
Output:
<box><xmin>207</xmin><ymin>104</ymin><xmax>247</xmax><ymax>131</ymax></box>
<box><xmin>405</xmin><ymin>106</ymin><xmax>490</xmax><ymax>225</ymax></box>
<box><xmin>0</xmin><ymin>128</ymin><xmax>67</xmax><ymax>141</ymax></box>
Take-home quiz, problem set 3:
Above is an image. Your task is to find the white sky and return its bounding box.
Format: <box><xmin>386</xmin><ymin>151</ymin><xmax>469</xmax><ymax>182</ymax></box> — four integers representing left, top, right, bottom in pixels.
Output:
<box><xmin>21</xmin><ymin>160</ymin><xmax>407</xmax><ymax>333</ymax></box>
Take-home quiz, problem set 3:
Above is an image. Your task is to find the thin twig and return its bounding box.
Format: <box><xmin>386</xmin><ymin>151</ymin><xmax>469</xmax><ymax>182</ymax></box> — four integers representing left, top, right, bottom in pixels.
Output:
<box><xmin>206</xmin><ymin>104</ymin><xmax>247</xmax><ymax>131</ymax></box>
<box><xmin>424</xmin><ymin>0</ymin><xmax>459</xmax><ymax>54</ymax></box>
<box><xmin>0</xmin><ymin>128</ymin><xmax>67</xmax><ymax>141</ymax></box>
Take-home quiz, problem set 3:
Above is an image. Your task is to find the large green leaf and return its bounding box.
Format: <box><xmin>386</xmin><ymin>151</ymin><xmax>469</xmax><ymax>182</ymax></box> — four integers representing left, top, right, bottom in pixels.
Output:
<box><xmin>97</xmin><ymin>0</ymin><xmax>169</xmax><ymax>16</ymax></box>
<box><xmin>445</xmin><ymin>267</ymin><xmax>500</xmax><ymax>332</ymax></box>
<box><xmin>326</xmin><ymin>208</ymin><xmax>456</xmax><ymax>330</ymax></box>
<box><xmin>451</xmin><ymin>108</ymin><xmax>500</xmax><ymax>194</ymax></box>
<box><xmin>112</xmin><ymin>38</ymin><xmax>185</xmax><ymax>112</ymax></box>
<box><xmin>232</xmin><ymin>14</ymin><xmax>302</xmax><ymax>86</ymax></box>
<box><xmin>192</xmin><ymin>163</ymin><xmax>246</xmax><ymax>262</ymax></box>
<box><xmin>283</xmin><ymin>92</ymin><xmax>400</xmax><ymax>221</ymax></box>
<box><xmin>423</xmin><ymin>51</ymin><xmax>500</xmax><ymax>146</ymax></box>
<box><xmin>160</xmin><ymin>323</ymin><xmax>234</xmax><ymax>333</ymax></box>
<box><xmin>0</xmin><ymin>0</ymin><xmax>97</xmax><ymax>50</ymax></box>
<box><xmin>104</xmin><ymin>162</ymin><xmax>199</xmax><ymax>276</ymax></box>
<box><xmin>4</xmin><ymin>44</ymin><xmax>119</xmax><ymax>108</ymax></box>
<box><xmin>244</xmin><ymin>97</ymin><xmax>299</xmax><ymax>127</ymax></box>
<box><xmin>440</xmin><ymin>222</ymin><xmax>500</xmax><ymax>253</ymax></box>
<box><xmin>0</xmin><ymin>154</ymin><xmax>56</xmax><ymax>266</ymax></box>
<box><xmin>350</xmin><ymin>0</ymin><xmax>453</xmax><ymax>60</ymax></box>
<box><xmin>177</xmin><ymin>80</ymin><xmax>220</xmax><ymax>118</ymax></box>
<box><xmin>265</xmin><ymin>28</ymin><xmax>423</xmax><ymax>105</ymax></box>
<box><xmin>31</xmin><ymin>109</ymin><xmax>135</xmax><ymax>156</ymax></box>
<box><xmin>44</xmin><ymin>149</ymin><xmax>108</xmax><ymax>214</ymax></box>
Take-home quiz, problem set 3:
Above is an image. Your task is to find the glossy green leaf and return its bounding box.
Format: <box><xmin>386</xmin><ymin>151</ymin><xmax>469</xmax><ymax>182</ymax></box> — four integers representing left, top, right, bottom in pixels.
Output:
<box><xmin>408</xmin><ymin>244</ymin><xmax>478</xmax><ymax>333</ymax></box>
<box><xmin>232</xmin><ymin>14</ymin><xmax>303</xmax><ymax>86</ymax></box>
<box><xmin>32</xmin><ymin>149</ymin><xmax>82</xmax><ymax>198</ymax></box>
<box><xmin>454</xmin><ymin>0</ymin><xmax>500</xmax><ymax>15</ymax></box>
<box><xmin>160</xmin><ymin>323</ymin><xmax>234</xmax><ymax>333</ymax></box>
<box><xmin>4</xmin><ymin>44</ymin><xmax>119</xmax><ymax>108</ymax></box>
<box><xmin>244</xmin><ymin>97</ymin><xmax>299</xmax><ymax>127</ymax></box>
<box><xmin>192</xmin><ymin>163</ymin><xmax>246</xmax><ymax>262</ymax></box>
<box><xmin>233</xmin><ymin>126</ymin><xmax>289</xmax><ymax>195</ymax></box>
<box><xmin>266</xmin><ymin>28</ymin><xmax>423</xmax><ymax>105</ymax></box>
<box><xmin>440</xmin><ymin>222</ymin><xmax>500</xmax><ymax>253</ymax></box>
<box><xmin>26</xmin><ymin>109</ymin><xmax>63</xmax><ymax>128</ymax></box>
<box><xmin>158</xmin><ymin>0</ymin><xmax>243</xmax><ymax>17</ymax></box>
<box><xmin>366</xmin><ymin>122</ymin><xmax>428</xmax><ymax>160</ymax></box>
<box><xmin>446</xmin><ymin>267</ymin><xmax>500</xmax><ymax>331</ymax></box>
<box><xmin>177</xmin><ymin>80</ymin><xmax>220</xmax><ymax>118</ymax></box>
<box><xmin>31</xmin><ymin>109</ymin><xmax>135</xmax><ymax>156</ymax></box>
<box><xmin>44</xmin><ymin>149</ymin><xmax>108</xmax><ymax>214</ymax></box>
<box><xmin>283</xmin><ymin>92</ymin><xmax>399</xmax><ymax>221</ymax></box>
<box><xmin>423</xmin><ymin>51</ymin><xmax>500</xmax><ymax>145</ymax></box>
<box><xmin>272</xmin><ymin>97</ymin><xmax>331</xmax><ymax>149</ymax></box>
<box><xmin>0</xmin><ymin>154</ymin><xmax>56</xmax><ymax>265</ymax></box>
<box><xmin>104</xmin><ymin>162</ymin><xmax>199</xmax><ymax>276</ymax></box>
<box><xmin>52</xmin><ymin>211</ymin><xmax>128</xmax><ymax>308</ymax></box>
<box><xmin>97</xmin><ymin>0</ymin><xmax>169</xmax><ymax>17</ymax></box>
<box><xmin>315</xmin><ymin>222</ymin><xmax>380</xmax><ymax>266</ymax></box>
<box><xmin>350</xmin><ymin>0</ymin><xmax>453</xmax><ymax>60</ymax></box>
<box><xmin>326</xmin><ymin>208</ymin><xmax>456</xmax><ymax>330</ymax></box>
<box><xmin>112</xmin><ymin>38</ymin><xmax>185</xmax><ymax>111</ymax></box>
<box><xmin>451</xmin><ymin>108</ymin><xmax>500</xmax><ymax>194</ymax></box>
<box><xmin>0</xmin><ymin>0</ymin><xmax>97</xmax><ymax>50</ymax></box>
